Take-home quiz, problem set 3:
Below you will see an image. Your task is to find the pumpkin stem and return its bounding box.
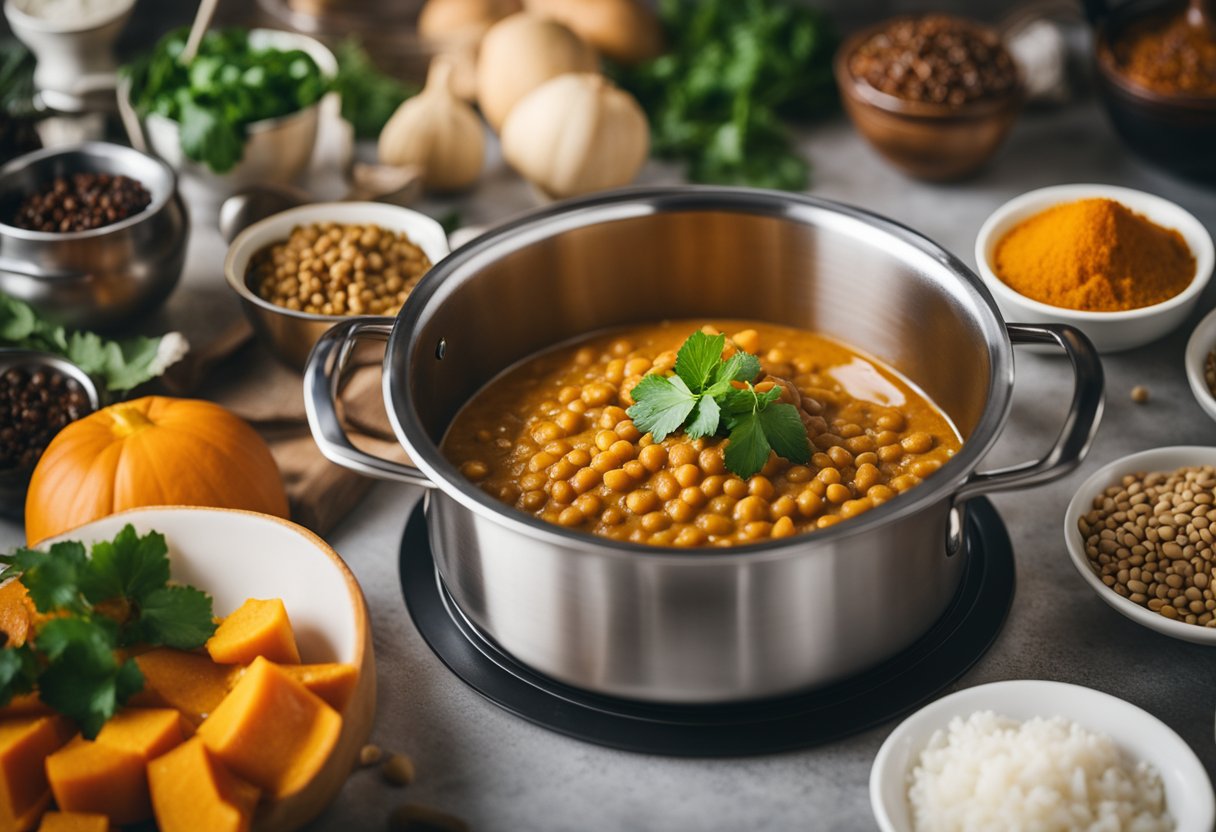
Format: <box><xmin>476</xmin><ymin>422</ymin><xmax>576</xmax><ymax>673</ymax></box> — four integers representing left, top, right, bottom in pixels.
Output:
<box><xmin>109</xmin><ymin>404</ymin><xmax>154</xmax><ymax>438</ymax></box>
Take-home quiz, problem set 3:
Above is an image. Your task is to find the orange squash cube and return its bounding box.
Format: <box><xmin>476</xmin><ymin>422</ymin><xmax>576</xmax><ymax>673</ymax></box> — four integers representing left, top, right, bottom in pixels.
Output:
<box><xmin>0</xmin><ymin>715</ymin><xmax>73</xmax><ymax>832</ymax></box>
<box><xmin>148</xmin><ymin>738</ymin><xmax>259</xmax><ymax>832</ymax></box>
<box><xmin>95</xmin><ymin>709</ymin><xmax>190</xmax><ymax>761</ymax></box>
<box><xmin>0</xmin><ymin>694</ymin><xmax>51</xmax><ymax>720</ymax></box>
<box><xmin>197</xmin><ymin>657</ymin><xmax>341</xmax><ymax>798</ymax></box>
<box><xmin>44</xmin><ymin>738</ymin><xmax>149</xmax><ymax>825</ymax></box>
<box><xmin>129</xmin><ymin>649</ymin><xmax>238</xmax><ymax>725</ymax></box>
<box><xmin>206</xmin><ymin>599</ymin><xmax>300</xmax><ymax>666</ymax></box>
<box><xmin>230</xmin><ymin>663</ymin><xmax>358</xmax><ymax>713</ymax></box>
<box><xmin>36</xmin><ymin>811</ymin><xmax>110</xmax><ymax>831</ymax></box>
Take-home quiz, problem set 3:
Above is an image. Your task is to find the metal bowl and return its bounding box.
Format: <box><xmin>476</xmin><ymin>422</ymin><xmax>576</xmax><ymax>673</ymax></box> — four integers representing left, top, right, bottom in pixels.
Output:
<box><xmin>224</xmin><ymin>201</ymin><xmax>449</xmax><ymax>370</ymax></box>
<box><xmin>0</xmin><ymin>349</ymin><xmax>100</xmax><ymax>519</ymax></box>
<box><xmin>0</xmin><ymin>142</ymin><xmax>188</xmax><ymax>331</ymax></box>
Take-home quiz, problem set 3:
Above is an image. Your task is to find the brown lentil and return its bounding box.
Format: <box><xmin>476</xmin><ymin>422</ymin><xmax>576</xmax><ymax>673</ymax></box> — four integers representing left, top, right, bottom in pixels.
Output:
<box><xmin>11</xmin><ymin>172</ymin><xmax>151</xmax><ymax>232</ymax></box>
<box><xmin>848</xmin><ymin>15</ymin><xmax>1019</xmax><ymax>107</ymax></box>
<box><xmin>1080</xmin><ymin>464</ymin><xmax>1216</xmax><ymax>628</ymax></box>
<box><xmin>444</xmin><ymin>321</ymin><xmax>961</xmax><ymax>547</ymax></box>
<box><xmin>0</xmin><ymin>366</ymin><xmax>91</xmax><ymax>469</ymax></box>
<box><xmin>381</xmin><ymin>752</ymin><xmax>417</xmax><ymax>786</ymax></box>
<box><xmin>251</xmin><ymin>222</ymin><xmax>431</xmax><ymax>316</ymax></box>
<box><xmin>1130</xmin><ymin>385</ymin><xmax>1150</xmax><ymax>404</ymax></box>
<box><xmin>358</xmin><ymin>743</ymin><xmax>383</xmax><ymax>767</ymax></box>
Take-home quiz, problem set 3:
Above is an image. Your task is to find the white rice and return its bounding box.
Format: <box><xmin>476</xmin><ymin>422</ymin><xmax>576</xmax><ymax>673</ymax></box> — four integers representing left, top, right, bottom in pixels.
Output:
<box><xmin>907</xmin><ymin>711</ymin><xmax>1173</xmax><ymax>832</ymax></box>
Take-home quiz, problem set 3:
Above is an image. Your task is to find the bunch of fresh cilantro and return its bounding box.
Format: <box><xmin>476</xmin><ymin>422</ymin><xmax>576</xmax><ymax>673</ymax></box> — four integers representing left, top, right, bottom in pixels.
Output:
<box><xmin>613</xmin><ymin>0</ymin><xmax>838</xmax><ymax>191</ymax></box>
<box><xmin>124</xmin><ymin>27</ymin><xmax>330</xmax><ymax>174</ymax></box>
<box><xmin>0</xmin><ymin>525</ymin><xmax>216</xmax><ymax>737</ymax></box>
<box><xmin>627</xmin><ymin>331</ymin><xmax>811</xmax><ymax>478</ymax></box>
<box><xmin>0</xmin><ymin>294</ymin><xmax>186</xmax><ymax>396</ymax></box>
<box><xmin>332</xmin><ymin>39</ymin><xmax>418</xmax><ymax>140</ymax></box>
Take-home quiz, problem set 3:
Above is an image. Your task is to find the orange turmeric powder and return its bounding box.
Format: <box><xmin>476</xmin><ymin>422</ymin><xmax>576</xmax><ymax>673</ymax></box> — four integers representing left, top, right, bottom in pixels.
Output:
<box><xmin>993</xmin><ymin>198</ymin><xmax>1195</xmax><ymax>312</ymax></box>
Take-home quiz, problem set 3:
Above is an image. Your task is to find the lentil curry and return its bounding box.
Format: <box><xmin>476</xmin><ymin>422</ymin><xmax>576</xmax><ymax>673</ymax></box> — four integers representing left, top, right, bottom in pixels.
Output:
<box><xmin>443</xmin><ymin>321</ymin><xmax>961</xmax><ymax>547</ymax></box>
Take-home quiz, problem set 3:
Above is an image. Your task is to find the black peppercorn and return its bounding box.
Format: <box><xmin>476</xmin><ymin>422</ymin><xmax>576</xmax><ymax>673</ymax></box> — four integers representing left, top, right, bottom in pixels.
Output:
<box><xmin>0</xmin><ymin>367</ymin><xmax>90</xmax><ymax>470</ymax></box>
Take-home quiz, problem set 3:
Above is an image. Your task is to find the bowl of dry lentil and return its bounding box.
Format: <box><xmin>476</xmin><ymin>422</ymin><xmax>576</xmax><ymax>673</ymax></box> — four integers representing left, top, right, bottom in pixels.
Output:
<box><xmin>1184</xmin><ymin>305</ymin><xmax>1216</xmax><ymax>423</ymax></box>
<box><xmin>224</xmin><ymin>201</ymin><xmax>449</xmax><ymax>370</ymax></box>
<box><xmin>834</xmin><ymin>13</ymin><xmax>1024</xmax><ymax>181</ymax></box>
<box><xmin>975</xmin><ymin>183</ymin><xmax>1214</xmax><ymax>353</ymax></box>
<box><xmin>1065</xmin><ymin>445</ymin><xmax>1216</xmax><ymax>645</ymax></box>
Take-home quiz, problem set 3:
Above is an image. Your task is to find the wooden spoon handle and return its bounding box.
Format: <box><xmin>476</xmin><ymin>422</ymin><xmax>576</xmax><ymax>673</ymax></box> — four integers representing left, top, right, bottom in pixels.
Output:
<box><xmin>180</xmin><ymin>0</ymin><xmax>220</xmax><ymax>64</ymax></box>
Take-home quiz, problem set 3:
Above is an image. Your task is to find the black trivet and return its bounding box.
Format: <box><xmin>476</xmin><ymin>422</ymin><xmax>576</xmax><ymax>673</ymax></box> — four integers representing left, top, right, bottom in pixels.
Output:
<box><xmin>400</xmin><ymin>498</ymin><xmax>1014</xmax><ymax>757</ymax></box>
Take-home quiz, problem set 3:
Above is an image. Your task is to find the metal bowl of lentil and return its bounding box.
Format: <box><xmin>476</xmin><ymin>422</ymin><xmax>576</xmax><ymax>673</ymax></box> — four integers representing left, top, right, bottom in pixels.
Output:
<box><xmin>975</xmin><ymin>184</ymin><xmax>1214</xmax><ymax>353</ymax></box>
<box><xmin>223</xmin><ymin>201</ymin><xmax>449</xmax><ymax>370</ymax></box>
<box><xmin>1184</xmin><ymin>306</ymin><xmax>1216</xmax><ymax>423</ymax></box>
<box><xmin>304</xmin><ymin>186</ymin><xmax>1105</xmax><ymax>703</ymax></box>
<box><xmin>1065</xmin><ymin>445</ymin><xmax>1216</xmax><ymax>645</ymax></box>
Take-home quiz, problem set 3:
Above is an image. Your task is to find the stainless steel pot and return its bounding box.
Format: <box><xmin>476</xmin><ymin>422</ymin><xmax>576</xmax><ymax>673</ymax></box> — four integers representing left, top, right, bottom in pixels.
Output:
<box><xmin>0</xmin><ymin>142</ymin><xmax>188</xmax><ymax>331</ymax></box>
<box><xmin>305</xmin><ymin>187</ymin><xmax>1104</xmax><ymax>704</ymax></box>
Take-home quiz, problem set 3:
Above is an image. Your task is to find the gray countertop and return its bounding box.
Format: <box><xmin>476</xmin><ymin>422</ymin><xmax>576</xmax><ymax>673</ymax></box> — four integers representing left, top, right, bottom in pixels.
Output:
<box><xmin>4</xmin><ymin>99</ymin><xmax>1215</xmax><ymax>831</ymax></box>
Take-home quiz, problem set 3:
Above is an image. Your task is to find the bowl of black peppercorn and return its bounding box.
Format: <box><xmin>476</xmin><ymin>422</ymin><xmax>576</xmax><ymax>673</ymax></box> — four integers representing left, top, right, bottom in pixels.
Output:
<box><xmin>0</xmin><ymin>351</ymin><xmax>100</xmax><ymax>519</ymax></box>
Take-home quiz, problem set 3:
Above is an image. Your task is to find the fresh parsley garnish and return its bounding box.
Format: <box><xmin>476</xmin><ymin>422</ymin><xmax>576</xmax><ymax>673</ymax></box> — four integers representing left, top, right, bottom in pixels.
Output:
<box><xmin>626</xmin><ymin>331</ymin><xmax>811</xmax><ymax>478</ymax></box>
<box><xmin>0</xmin><ymin>525</ymin><xmax>217</xmax><ymax>738</ymax></box>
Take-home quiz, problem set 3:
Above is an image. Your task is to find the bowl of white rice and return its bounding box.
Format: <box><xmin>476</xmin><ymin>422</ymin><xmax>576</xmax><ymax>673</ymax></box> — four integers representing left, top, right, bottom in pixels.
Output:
<box><xmin>870</xmin><ymin>680</ymin><xmax>1214</xmax><ymax>832</ymax></box>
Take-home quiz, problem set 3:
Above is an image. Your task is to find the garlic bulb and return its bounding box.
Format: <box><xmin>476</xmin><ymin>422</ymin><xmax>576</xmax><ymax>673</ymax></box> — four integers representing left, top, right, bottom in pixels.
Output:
<box><xmin>524</xmin><ymin>0</ymin><xmax>662</xmax><ymax>66</ymax></box>
<box><xmin>418</xmin><ymin>0</ymin><xmax>522</xmax><ymax>44</ymax></box>
<box><xmin>378</xmin><ymin>58</ymin><xmax>486</xmax><ymax>192</ymax></box>
<box><xmin>500</xmin><ymin>73</ymin><xmax>649</xmax><ymax>199</ymax></box>
<box><xmin>477</xmin><ymin>13</ymin><xmax>598</xmax><ymax>130</ymax></box>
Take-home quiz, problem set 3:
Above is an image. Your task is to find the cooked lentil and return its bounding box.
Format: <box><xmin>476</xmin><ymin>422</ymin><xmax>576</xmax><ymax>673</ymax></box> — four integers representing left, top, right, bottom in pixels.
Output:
<box><xmin>1080</xmin><ymin>465</ymin><xmax>1216</xmax><ymax>627</ymax></box>
<box><xmin>1130</xmin><ymin>385</ymin><xmax>1150</xmax><ymax>404</ymax></box>
<box><xmin>0</xmin><ymin>366</ymin><xmax>90</xmax><ymax>469</ymax></box>
<box><xmin>381</xmin><ymin>752</ymin><xmax>416</xmax><ymax>786</ymax></box>
<box><xmin>251</xmin><ymin>222</ymin><xmax>431</xmax><ymax>316</ymax></box>
<box><xmin>444</xmin><ymin>321</ymin><xmax>961</xmax><ymax>547</ymax></box>
<box><xmin>849</xmin><ymin>15</ymin><xmax>1019</xmax><ymax>106</ymax></box>
<box><xmin>358</xmin><ymin>743</ymin><xmax>383</xmax><ymax>767</ymax></box>
<box><xmin>11</xmin><ymin>172</ymin><xmax>152</xmax><ymax>232</ymax></box>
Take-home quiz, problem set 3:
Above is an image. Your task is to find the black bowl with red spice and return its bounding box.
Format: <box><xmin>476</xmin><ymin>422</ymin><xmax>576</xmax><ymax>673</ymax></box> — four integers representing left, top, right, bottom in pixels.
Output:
<box><xmin>1092</xmin><ymin>0</ymin><xmax>1216</xmax><ymax>181</ymax></box>
<box><xmin>0</xmin><ymin>351</ymin><xmax>99</xmax><ymax>518</ymax></box>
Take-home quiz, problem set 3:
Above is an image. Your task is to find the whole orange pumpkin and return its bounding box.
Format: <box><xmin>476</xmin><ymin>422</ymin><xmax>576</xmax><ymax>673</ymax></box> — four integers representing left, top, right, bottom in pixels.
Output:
<box><xmin>25</xmin><ymin>396</ymin><xmax>289</xmax><ymax>544</ymax></box>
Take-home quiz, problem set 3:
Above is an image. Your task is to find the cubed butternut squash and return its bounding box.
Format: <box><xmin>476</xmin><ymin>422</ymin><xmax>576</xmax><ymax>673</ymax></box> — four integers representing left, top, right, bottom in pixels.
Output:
<box><xmin>45</xmin><ymin>737</ymin><xmax>150</xmax><ymax>825</ymax></box>
<box><xmin>0</xmin><ymin>715</ymin><xmax>74</xmax><ymax>832</ymax></box>
<box><xmin>36</xmin><ymin>811</ymin><xmax>110</xmax><ymax>831</ymax></box>
<box><xmin>148</xmin><ymin>738</ymin><xmax>259</xmax><ymax>832</ymax></box>
<box><xmin>0</xmin><ymin>694</ymin><xmax>51</xmax><ymax>720</ymax></box>
<box><xmin>0</xmin><ymin>581</ymin><xmax>34</xmax><ymax>649</ymax></box>
<box><xmin>95</xmin><ymin>708</ymin><xmax>190</xmax><ymax>761</ymax></box>
<box><xmin>205</xmin><ymin>599</ymin><xmax>300</xmax><ymax>666</ymax></box>
<box><xmin>229</xmin><ymin>663</ymin><xmax>358</xmax><ymax>713</ymax></box>
<box><xmin>128</xmin><ymin>649</ymin><xmax>237</xmax><ymax>725</ymax></box>
<box><xmin>197</xmin><ymin>657</ymin><xmax>340</xmax><ymax>798</ymax></box>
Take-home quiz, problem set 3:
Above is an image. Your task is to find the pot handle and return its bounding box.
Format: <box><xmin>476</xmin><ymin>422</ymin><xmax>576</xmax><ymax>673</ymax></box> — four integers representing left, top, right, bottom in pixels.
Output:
<box><xmin>303</xmin><ymin>318</ymin><xmax>437</xmax><ymax>489</ymax></box>
<box><xmin>952</xmin><ymin>323</ymin><xmax>1104</xmax><ymax>505</ymax></box>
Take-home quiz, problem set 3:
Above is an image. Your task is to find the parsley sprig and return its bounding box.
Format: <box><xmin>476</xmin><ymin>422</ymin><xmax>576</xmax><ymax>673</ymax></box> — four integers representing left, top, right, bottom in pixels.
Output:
<box><xmin>0</xmin><ymin>525</ymin><xmax>217</xmax><ymax>738</ymax></box>
<box><xmin>626</xmin><ymin>331</ymin><xmax>811</xmax><ymax>479</ymax></box>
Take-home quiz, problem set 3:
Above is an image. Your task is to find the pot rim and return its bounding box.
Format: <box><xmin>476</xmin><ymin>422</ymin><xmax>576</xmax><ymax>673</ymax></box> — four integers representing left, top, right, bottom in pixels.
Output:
<box><xmin>384</xmin><ymin>186</ymin><xmax>1016</xmax><ymax>563</ymax></box>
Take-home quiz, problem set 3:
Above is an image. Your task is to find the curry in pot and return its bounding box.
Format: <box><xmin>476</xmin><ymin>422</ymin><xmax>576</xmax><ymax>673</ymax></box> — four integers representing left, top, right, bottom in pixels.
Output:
<box><xmin>443</xmin><ymin>321</ymin><xmax>961</xmax><ymax>547</ymax></box>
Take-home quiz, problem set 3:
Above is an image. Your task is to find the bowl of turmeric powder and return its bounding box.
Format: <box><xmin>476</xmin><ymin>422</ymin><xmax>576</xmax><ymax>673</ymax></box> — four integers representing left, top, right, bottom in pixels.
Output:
<box><xmin>975</xmin><ymin>184</ymin><xmax>1213</xmax><ymax>353</ymax></box>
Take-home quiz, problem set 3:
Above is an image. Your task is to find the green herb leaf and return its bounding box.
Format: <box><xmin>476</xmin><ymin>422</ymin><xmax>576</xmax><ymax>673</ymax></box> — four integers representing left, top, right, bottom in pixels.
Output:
<box><xmin>724</xmin><ymin>412</ymin><xmax>772</xmax><ymax>480</ymax></box>
<box><xmin>81</xmin><ymin>525</ymin><xmax>170</xmax><ymax>606</ymax></box>
<box><xmin>673</xmin><ymin>331</ymin><xmax>726</xmax><ymax>393</ymax></box>
<box><xmin>11</xmin><ymin>542</ymin><xmax>88</xmax><ymax>614</ymax></box>
<box><xmin>626</xmin><ymin>374</ymin><xmax>697</xmax><ymax>442</ymax></box>
<box><xmin>758</xmin><ymin>403</ymin><xmax>811</xmax><ymax>465</ymax></box>
<box><xmin>0</xmin><ymin>645</ymin><xmax>37</xmax><ymax>707</ymax></box>
<box><xmin>332</xmin><ymin>39</ymin><xmax>417</xmax><ymax>139</ymax></box>
<box><xmin>38</xmin><ymin>642</ymin><xmax>143</xmax><ymax>740</ymax></box>
<box><xmin>684</xmin><ymin>393</ymin><xmax>721</xmax><ymax>440</ymax></box>
<box><xmin>133</xmin><ymin>586</ymin><xmax>215</xmax><ymax>650</ymax></box>
<box><xmin>715</xmin><ymin>351</ymin><xmax>761</xmax><ymax>386</ymax></box>
<box><xmin>178</xmin><ymin>98</ymin><xmax>245</xmax><ymax>174</ymax></box>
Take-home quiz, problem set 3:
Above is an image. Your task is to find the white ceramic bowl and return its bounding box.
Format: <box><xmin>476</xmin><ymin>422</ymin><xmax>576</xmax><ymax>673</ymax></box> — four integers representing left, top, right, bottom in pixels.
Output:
<box><xmin>224</xmin><ymin>201</ymin><xmax>449</xmax><ymax>369</ymax></box>
<box><xmin>1185</xmin><ymin>306</ymin><xmax>1216</xmax><ymax>424</ymax></box>
<box><xmin>975</xmin><ymin>184</ymin><xmax>1214</xmax><ymax>353</ymax></box>
<box><xmin>1064</xmin><ymin>445</ymin><xmax>1216</xmax><ymax>646</ymax></box>
<box><xmin>120</xmin><ymin>29</ymin><xmax>338</xmax><ymax>212</ymax></box>
<box><xmin>44</xmin><ymin>506</ymin><xmax>375</xmax><ymax>832</ymax></box>
<box><xmin>871</xmin><ymin>680</ymin><xmax>1215</xmax><ymax>832</ymax></box>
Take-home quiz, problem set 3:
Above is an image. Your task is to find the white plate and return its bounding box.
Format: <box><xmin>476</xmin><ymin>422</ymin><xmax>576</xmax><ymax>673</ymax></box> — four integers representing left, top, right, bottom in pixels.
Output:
<box><xmin>974</xmin><ymin>184</ymin><xmax>1214</xmax><ymax>353</ymax></box>
<box><xmin>1064</xmin><ymin>445</ymin><xmax>1216</xmax><ymax>646</ymax></box>
<box><xmin>871</xmin><ymin>680</ymin><xmax>1215</xmax><ymax>832</ymax></box>
<box><xmin>1185</xmin><ymin>306</ymin><xmax>1216</xmax><ymax>424</ymax></box>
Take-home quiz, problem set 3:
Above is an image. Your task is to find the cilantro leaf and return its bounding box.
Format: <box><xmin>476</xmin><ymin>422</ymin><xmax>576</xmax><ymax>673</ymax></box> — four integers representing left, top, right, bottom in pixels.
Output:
<box><xmin>716</xmin><ymin>351</ymin><xmax>761</xmax><ymax>386</ymax></box>
<box><xmin>178</xmin><ymin>98</ymin><xmax>245</xmax><ymax>174</ymax></box>
<box><xmin>39</xmin><ymin>653</ymin><xmax>143</xmax><ymax>739</ymax></box>
<box><xmin>36</xmin><ymin>616</ymin><xmax>118</xmax><ymax>673</ymax></box>
<box><xmin>684</xmin><ymin>394</ymin><xmax>721</xmax><ymax>440</ymax></box>
<box><xmin>626</xmin><ymin>374</ymin><xmax>697</xmax><ymax>442</ymax></box>
<box><xmin>724</xmin><ymin>412</ymin><xmax>772</xmax><ymax>480</ymax></box>
<box><xmin>11</xmin><ymin>542</ymin><xmax>87</xmax><ymax>614</ymax></box>
<box><xmin>674</xmin><ymin>331</ymin><xmax>726</xmax><ymax>393</ymax></box>
<box><xmin>0</xmin><ymin>646</ymin><xmax>37</xmax><ymax>707</ymax></box>
<box><xmin>758</xmin><ymin>403</ymin><xmax>811</xmax><ymax>465</ymax></box>
<box><xmin>132</xmin><ymin>586</ymin><xmax>216</xmax><ymax>650</ymax></box>
<box><xmin>82</xmin><ymin>525</ymin><xmax>170</xmax><ymax>605</ymax></box>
